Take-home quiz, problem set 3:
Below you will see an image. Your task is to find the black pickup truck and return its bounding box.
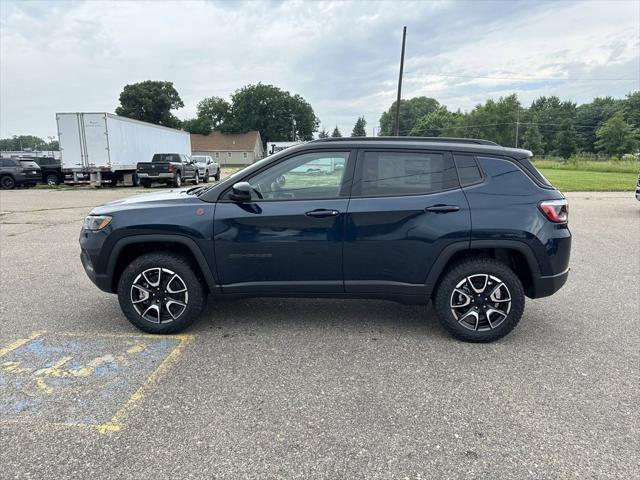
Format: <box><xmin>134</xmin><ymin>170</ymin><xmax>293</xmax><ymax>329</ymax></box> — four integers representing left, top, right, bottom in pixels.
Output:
<box><xmin>136</xmin><ymin>153</ymin><xmax>200</xmax><ymax>188</ymax></box>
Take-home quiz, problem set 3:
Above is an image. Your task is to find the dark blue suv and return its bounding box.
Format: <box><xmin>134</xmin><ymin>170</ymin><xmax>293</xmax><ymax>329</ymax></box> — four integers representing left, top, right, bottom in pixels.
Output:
<box><xmin>80</xmin><ymin>138</ymin><xmax>571</xmax><ymax>342</ymax></box>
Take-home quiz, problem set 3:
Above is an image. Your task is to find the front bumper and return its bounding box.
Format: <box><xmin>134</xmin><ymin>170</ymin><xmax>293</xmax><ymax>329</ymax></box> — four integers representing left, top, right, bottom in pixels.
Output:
<box><xmin>530</xmin><ymin>268</ymin><xmax>570</xmax><ymax>298</ymax></box>
<box><xmin>80</xmin><ymin>248</ymin><xmax>112</xmax><ymax>292</ymax></box>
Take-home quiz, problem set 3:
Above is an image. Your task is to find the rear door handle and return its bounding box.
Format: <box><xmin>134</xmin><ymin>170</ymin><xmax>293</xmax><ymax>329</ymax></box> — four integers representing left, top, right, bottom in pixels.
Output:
<box><xmin>424</xmin><ymin>205</ymin><xmax>460</xmax><ymax>213</ymax></box>
<box><xmin>306</xmin><ymin>209</ymin><xmax>340</xmax><ymax>218</ymax></box>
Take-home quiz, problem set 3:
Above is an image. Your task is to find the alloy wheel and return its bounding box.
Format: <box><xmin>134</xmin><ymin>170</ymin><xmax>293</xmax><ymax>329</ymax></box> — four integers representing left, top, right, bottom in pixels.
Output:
<box><xmin>450</xmin><ymin>274</ymin><xmax>511</xmax><ymax>331</ymax></box>
<box><xmin>130</xmin><ymin>267</ymin><xmax>189</xmax><ymax>323</ymax></box>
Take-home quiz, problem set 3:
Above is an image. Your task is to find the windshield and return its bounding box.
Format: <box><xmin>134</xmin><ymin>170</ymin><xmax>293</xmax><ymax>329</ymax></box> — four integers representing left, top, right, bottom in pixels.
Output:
<box><xmin>192</xmin><ymin>156</ymin><xmax>207</xmax><ymax>163</ymax></box>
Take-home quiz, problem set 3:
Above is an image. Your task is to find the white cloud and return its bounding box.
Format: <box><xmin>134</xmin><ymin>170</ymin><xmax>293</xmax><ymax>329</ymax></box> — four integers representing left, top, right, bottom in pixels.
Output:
<box><xmin>0</xmin><ymin>0</ymin><xmax>638</xmax><ymax>139</ymax></box>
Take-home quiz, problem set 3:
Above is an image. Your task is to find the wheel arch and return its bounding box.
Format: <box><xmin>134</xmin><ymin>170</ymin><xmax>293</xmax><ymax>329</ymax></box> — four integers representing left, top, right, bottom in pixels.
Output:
<box><xmin>426</xmin><ymin>240</ymin><xmax>541</xmax><ymax>298</ymax></box>
<box><xmin>107</xmin><ymin>235</ymin><xmax>217</xmax><ymax>293</ymax></box>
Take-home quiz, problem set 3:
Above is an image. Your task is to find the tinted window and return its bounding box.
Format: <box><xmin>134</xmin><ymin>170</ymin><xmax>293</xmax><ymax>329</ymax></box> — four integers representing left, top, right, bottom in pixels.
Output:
<box><xmin>357</xmin><ymin>151</ymin><xmax>458</xmax><ymax>196</ymax></box>
<box><xmin>518</xmin><ymin>157</ymin><xmax>553</xmax><ymax>187</ymax></box>
<box><xmin>152</xmin><ymin>154</ymin><xmax>180</xmax><ymax>162</ymax></box>
<box><xmin>454</xmin><ymin>154</ymin><xmax>482</xmax><ymax>186</ymax></box>
<box><xmin>2</xmin><ymin>159</ymin><xmax>17</xmax><ymax>167</ymax></box>
<box><xmin>246</xmin><ymin>151</ymin><xmax>348</xmax><ymax>200</ymax></box>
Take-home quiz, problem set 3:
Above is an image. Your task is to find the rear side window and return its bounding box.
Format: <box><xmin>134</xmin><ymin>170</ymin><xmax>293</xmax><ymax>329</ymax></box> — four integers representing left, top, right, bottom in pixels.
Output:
<box><xmin>518</xmin><ymin>157</ymin><xmax>553</xmax><ymax>187</ymax></box>
<box><xmin>357</xmin><ymin>151</ymin><xmax>458</xmax><ymax>196</ymax></box>
<box><xmin>454</xmin><ymin>154</ymin><xmax>482</xmax><ymax>186</ymax></box>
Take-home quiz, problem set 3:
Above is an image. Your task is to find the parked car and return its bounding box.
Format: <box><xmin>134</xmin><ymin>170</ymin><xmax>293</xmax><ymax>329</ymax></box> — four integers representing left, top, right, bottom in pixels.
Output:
<box><xmin>136</xmin><ymin>153</ymin><xmax>200</xmax><ymax>188</ymax></box>
<box><xmin>17</xmin><ymin>156</ymin><xmax>62</xmax><ymax>185</ymax></box>
<box><xmin>636</xmin><ymin>173</ymin><xmax>640</xmax><ymax>201</ymax></box>
<box><xmin>1</xmin><ymin>157</ymin><xmax>41</xmax><ymax>189</ymax></box>
<box><xmin>192</xmin><ymin>155</ymin><xmax>221</xmax><ymax>182</ymax></box>
<box><xmin>80</xmin><ymin>137</ymin><xmax>571</xmax><ymax>342</ymax></box>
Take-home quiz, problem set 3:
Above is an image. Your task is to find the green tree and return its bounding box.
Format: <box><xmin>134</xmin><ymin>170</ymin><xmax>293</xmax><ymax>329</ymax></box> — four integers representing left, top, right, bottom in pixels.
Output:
<box><xmin>331</xmin><ymin>126</ymin><xmax>342</xmax><ymax>138</ymax></box>
<box><xmin>555</xmin><ymin>120</ymin><xmax>578</xmax><ymax>159</ymax></box>
<box><xmin>379</xmin><ymin>97</ymin><xmax>441</xmax><ymax>135</ymax></box>
<box><xmin>196</xmin><ymin>96</ymin><xmax>230</xmax><ymax>130</ymax></box>
<box><xmin>221</xmin><ymin>83</ymin><xmax>318</xmax><ymax>142</ymax></box>
<box><xmin>0</xmin><ymin>135</ymin><xmax>47</xmax><ymax>151</ymax></box>
<box><xmin>182</xmin><ymin>117</ymin><xmax>213</xmax><ymax>135</ymax></box>
<box><xmin>528</xmin><ymin>96</ymin><xmax>576</xmax><ymax>154</ymax></box>
<box><xmin>520</xmin><ymin>120</ymin><xmax>544</xmax><ymax>155</ymax></box>
<box><xmin>575</xmin><ymin>97</ymin><xmax>621</xmax><ymax>152</ymax></box>
<box><xmin>409</xmin><ymin>108</ymin><xmax>456</xmax><ymax>137</ymax></box>
<box><xmin>351</xmin><ymin>116</ymin><xmax>367</xmax><ymax>137</ymax></box>
<box><xmin>622</xmin><ymin>91</ymin><xmax>640</xmax><ymax>130</ymax></box>
<box><xmin>595</xmin><ymin>111</ymin><xmax>639</xmax><ymax>157</ymax></box>
<box><xmin>317</xmin><ymin>129</ymin><xmax>329</xmax><ymax>139</ymax></box>
<box><xmin>115</xmin><ymin>80</ymin><xmax>184</xmax><ymax>128</ymax></box>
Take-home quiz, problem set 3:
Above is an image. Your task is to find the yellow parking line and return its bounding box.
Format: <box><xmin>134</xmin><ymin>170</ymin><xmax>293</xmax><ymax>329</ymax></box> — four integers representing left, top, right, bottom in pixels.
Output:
<box><xmin>0</xmin><ymin>331</ymin><xmax>44</xmax><ymax>358</ymax></box>
<box><xmin>104</xmin><ymin>333</ymin><xmax>193</xmax><ymax>433</ymax></box>
<box><xmin>0</xmin><ymin>331</ymin><xmax>194</xmax><ymax>434</ymax></box>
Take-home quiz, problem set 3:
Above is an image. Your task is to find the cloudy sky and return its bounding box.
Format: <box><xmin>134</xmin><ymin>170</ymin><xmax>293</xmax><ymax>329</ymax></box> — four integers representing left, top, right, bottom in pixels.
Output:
<box><xmin>1</xmin><ymin>0</ymin><xmax>639</xmax><ymax>139</ymax></box>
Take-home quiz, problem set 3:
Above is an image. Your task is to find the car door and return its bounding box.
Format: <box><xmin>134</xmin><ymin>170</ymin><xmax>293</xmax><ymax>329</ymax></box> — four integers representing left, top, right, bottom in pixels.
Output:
<box><xmin>214</xmin><ymin>149</ymin><xmax>355</xmax><ymax>294</ymax></box>
<box><xmin>344</xmin><ymin>149</ymin><xmax>470</xmax><ymax>295</ymax></box>
<box><xmin>182</xmin><ymin>155</ymin><xmax>196</xmax><ymax>178</ymax></box>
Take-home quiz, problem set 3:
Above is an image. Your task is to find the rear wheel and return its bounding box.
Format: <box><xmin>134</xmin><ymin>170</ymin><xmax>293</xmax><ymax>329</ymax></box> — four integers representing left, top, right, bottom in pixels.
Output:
<box><xmin>173</xmin><ymin>173</ymin><xmax>182</xmax><ymax>188</ymax></box>
<box><xmin>45</xmin><ymin>173</ymin><xmax>60</xmax><ymax>186</ymax></box>
<box><xmin>117</xmin><ymin>253</ymin><xmax>206</xmax><ymax>333</ymax></box>
<box><xmin>1</xmin><ymin>176</ymin><xmax>15</xmax><ymax>190</ymax></box>
<box><xmin>141</xmin><ymin>180</ymin><xmax>151</xmax><ymax>188</ymax></box>
<box><xmin>433</xmin><ymin>258</ymin><xmax>524</xmax><ymax>343</ymax></box>
<box><xmin>214</xmin><ymin>171</ymin><xmax>220</xmax><ymax>181</ymax></box>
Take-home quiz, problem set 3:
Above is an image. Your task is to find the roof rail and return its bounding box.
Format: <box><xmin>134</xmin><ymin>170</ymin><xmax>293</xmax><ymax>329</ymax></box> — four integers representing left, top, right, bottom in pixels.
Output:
<box><xmin>310</xmin><ymin>136</ymin><xmax>500</xmax><ymax>146</ymax></box>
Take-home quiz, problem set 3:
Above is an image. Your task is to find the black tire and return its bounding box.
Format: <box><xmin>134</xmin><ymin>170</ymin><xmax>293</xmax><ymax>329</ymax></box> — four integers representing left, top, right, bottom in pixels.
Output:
<box><xmin>1</xmin><ymin>176</ymin><xmax>15</xmax><ymax>190</ymax></box>
<box><xmin>132</xmin><ymin>173</ymin><xmax>140</xmax><ymax>187</ymax></box>
<box><xmin>214</xmin><ymin>171</ymin><xmax>220</xmax><ymax>181</ymax></box>
<box><xmin>141</xmin><ymin>180</ymin><xmax>151</xmax><ymax>188</ymax></box>
<box><xmin>45</xmin><ymin>173</ymin><xmax>60</xmax><ymax>186</ymax></box>
<box><xmin>174</xmin><ymin>173</ymin><xmax>182</xmax><ymax>188</ymax></box>
<box><xmin>203</xmin><ymin>171</ymin><xmax>210</xmax><ymax>183</ymax></box>
<box><xmin>433</xmin><ymin>258</ymin><xmax>524</xmax><ymax>343</ymax></box>
<box><xmin>192</xmin><ymin>172</ymin><xmax>199</xmax><ymax>185</ymax></box>
<box><xmin>117</xmin><ymin>252</ymin><xmax>206</xmax><ymax>334</ymax></box>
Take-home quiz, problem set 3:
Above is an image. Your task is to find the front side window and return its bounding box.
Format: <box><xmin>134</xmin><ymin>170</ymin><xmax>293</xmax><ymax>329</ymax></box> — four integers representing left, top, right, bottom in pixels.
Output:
<box><xmin>245</xmin><ymin>151</ymin><xmax>349</xmax><ymax>200</ymax></box>
<box><xmin>357</xmin><ymin>151</ymin><xmax>458</xmax><ymax>196</ymax></box>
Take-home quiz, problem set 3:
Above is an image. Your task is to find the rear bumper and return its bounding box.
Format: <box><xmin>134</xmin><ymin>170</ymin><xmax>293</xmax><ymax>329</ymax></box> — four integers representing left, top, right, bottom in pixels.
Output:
<box><xmin>530</xmin><ymin>268</ymin><xmax>569</xmax><ymax>298</ymax></box>
<box><xmin>137</xmin><ymin>172</ymin><xmax>174</xmax><ymax>179</ymax></box>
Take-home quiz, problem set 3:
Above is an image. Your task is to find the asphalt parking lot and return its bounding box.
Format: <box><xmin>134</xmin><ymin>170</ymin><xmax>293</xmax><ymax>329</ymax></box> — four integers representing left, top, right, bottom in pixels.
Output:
<box><xmin>0</xmin><ymin>188</ymin><xmax>638</xmax><ymax>479</ymax></box>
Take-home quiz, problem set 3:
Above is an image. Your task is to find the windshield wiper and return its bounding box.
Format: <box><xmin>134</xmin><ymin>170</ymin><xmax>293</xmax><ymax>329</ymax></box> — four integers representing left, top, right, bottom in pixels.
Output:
<box><xmin>185</xmin><ymin>186</ymin><xmax>207</xmax><ymax>195</ymax></box>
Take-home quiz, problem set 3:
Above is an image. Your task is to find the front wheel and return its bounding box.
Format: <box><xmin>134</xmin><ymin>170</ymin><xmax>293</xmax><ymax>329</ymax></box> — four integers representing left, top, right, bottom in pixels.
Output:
<box><xmin>203</xmin><ymin>171</ymin><xmax>210</xmax><ymax>183</ymax></box>
<box><xmin>433</xmin><ymin>258</ymin><xmax>524</xmax><ymax>343</ymax></box>
<box><xmin>117</xmin><ymin>253</ymin><xmax>206</xmax><ymax>333</ymax></box>
<box><xmin>192</xmin><ymin>172</ymin><xmax>199</xmax><ymax>185</ymax></box>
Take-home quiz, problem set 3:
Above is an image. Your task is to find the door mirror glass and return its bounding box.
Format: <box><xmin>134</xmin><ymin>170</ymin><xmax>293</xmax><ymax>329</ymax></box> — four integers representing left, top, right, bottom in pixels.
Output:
<box><xmin>229</xmin><ymin>182</ymin><xmax>252</xmax><ymax>202</ymax></box>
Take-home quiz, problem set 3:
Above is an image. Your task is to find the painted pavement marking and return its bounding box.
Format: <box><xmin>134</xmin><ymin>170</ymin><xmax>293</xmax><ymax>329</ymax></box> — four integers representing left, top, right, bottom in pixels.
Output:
<box><xmin>0</xmin><ymin>331</ymin><xmax>192</xmax><ymax>433</ymax></box>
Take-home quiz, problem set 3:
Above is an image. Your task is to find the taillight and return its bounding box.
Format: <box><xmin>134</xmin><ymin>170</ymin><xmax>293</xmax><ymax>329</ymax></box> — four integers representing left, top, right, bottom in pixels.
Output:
<box><xmin>539</xmin><ymin>199</ymin><xmax>568</xmax><ymax>224</ymax></box>
<box><xmin>167</xmin><ymin>164</ymin><xmax>173</xmax><ymax>172</ymax></box>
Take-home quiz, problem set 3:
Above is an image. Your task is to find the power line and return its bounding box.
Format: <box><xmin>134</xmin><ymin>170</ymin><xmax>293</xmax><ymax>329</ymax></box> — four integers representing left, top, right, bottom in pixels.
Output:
<box><xmin>404</xmin><ymin>72</ymin><xmax>640</xmax><ymax>82</ymax></box>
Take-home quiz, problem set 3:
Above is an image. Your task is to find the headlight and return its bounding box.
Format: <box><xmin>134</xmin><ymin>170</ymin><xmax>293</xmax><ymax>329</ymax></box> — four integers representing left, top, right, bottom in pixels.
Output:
<box><xmin>83</xmin><ymin>215</ymin><xmax>112</xmax><ymax>231</ymax></box>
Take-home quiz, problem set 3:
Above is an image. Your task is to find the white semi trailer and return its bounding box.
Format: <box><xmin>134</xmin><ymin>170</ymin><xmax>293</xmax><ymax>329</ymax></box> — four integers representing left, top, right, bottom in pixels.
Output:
<box><xmin>56</xmin><ymin>112</ymin><xmax>191</xmax><ymax>186</ymax></box>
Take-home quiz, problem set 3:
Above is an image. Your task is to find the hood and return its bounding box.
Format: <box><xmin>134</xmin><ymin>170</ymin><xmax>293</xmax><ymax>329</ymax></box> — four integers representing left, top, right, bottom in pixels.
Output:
<box><xmin>91</xmin><ymin>188</ymin><xmax>195</xmax><ymax>214</ymax></box>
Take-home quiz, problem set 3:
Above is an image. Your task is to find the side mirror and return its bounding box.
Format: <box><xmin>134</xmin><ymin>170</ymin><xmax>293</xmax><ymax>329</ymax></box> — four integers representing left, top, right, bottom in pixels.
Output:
<box><xmin>229</xmin><ymin>182</ymin><xmax>252</xmax><ymax>202</ymax></box>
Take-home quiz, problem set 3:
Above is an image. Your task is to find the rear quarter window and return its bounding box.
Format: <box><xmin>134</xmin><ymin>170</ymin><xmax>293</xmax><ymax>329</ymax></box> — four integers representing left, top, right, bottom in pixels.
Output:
<box><xmin>517</xmin><ymin>158</ymin><xmax>553</xmax><ymax>188</ymax></box>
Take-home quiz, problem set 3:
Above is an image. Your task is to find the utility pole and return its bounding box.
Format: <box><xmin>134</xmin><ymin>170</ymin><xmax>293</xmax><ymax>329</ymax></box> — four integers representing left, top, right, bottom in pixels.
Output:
<box><xmin>515</xmin><ymin>107</ymin><xmax>520</xmax><ymax>148</ymax></box>
<box><xmin>394</xmin><ymin>26</ymin><xmax>407</xmax><ymax>136</ymax></box>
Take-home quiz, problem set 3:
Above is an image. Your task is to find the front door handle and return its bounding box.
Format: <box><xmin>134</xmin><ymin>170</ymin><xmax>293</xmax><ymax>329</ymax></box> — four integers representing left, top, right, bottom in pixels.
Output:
<box><xmin>306</xmin><ymin>209</ymin><xmax>340</xmax><ymax>218</ymax></box>
<box><xmin>425</xmin><ymin>204</ymin><xmax>460</xmax><ymax>213</ymax></box>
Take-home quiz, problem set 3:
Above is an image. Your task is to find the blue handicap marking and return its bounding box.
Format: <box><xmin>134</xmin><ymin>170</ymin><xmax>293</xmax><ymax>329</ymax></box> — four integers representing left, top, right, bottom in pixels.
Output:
<box><xmin>0</xmin><ymin>332</ymin><xmax>186</xmax><ymax>431</ymax></box>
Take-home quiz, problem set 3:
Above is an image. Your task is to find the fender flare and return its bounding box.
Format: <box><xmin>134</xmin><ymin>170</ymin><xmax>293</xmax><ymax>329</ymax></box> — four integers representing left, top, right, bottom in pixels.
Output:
<box><xmin>424</xmin><ymin>239</ymin><xmax>541</xmax><ymax>296</ymax></box>
<box><xmin>106</xmin><ymin>234</ymin><xmax>218</xmax><ymax>292</ymax></box>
